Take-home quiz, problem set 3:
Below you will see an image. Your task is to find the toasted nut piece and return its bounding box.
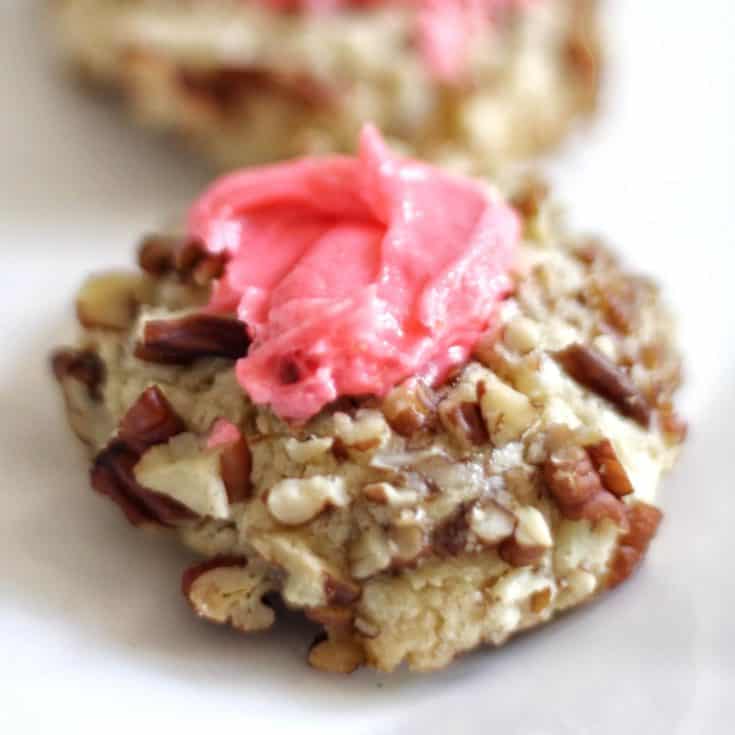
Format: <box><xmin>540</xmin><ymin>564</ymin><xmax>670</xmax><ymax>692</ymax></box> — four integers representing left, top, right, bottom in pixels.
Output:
<box><xmin>267</xmin><ymin>476</ymin><xmax>349</xmax><ymax>526</ymax></box>
<box><xmin>207</xmin><ymin>419</ymin><xmax>252</xmax><ymax>503</ymax></box>
<box><xmin>50</xmin><ymin>348</ymin><xmax>105</xmax><ymax>400</ymax></box>
<box><xmin>91</xmin><ymin>440</ymin><xmax>195</xmax><ymax>527</ymax></box>
<box><xmin>382</xmin><ymin>377</ymin><xmax>437</xmax><ymax>436</ymax></box>
<box><xmin>134</xmin><ymin>433</ymin><xmax>230</xmax><ymax>520</ymax></box>
<box><xmin>433</xmin><ymin>504</ymin><xmax>471</xmax><ymax>556</ymax></box>
<box><xmin>308</xmin><ymin>634</ymin><xmax>365</xmax><ymax>674</ymax></box>
<box><xmin>118</xmin><ymin>386</ymin><xmax>186</xmax><ymax>453</ymax></box>
<box><xmin>333</xmin><ymin>410</ymin><xmax>390</xmax><ymax>453</ymax></box>
<box><xmin>135</xmin><ymin>314</ymin><xmax>250</xmax><ymax>365</ymax></box>
<box><xmin>76</xmin><ymin>272</ymin><xmax>151</xmax><ymax>330</ymax></box>
<box><xmin>305</xmin><ymin>606</ymin><xmax>354</xmax><ymax>628</ymax></box>
<box><xmin>514</xmin><ymin>506</ymin><xmax>553</xmax><ymax>548</ymax></box>
<box><xmin>586</xmin><ymin>439</ymin><xmax>634</xmax><ymax>497</ymax></box>
<box><xmin>362</xmin><ymin>482</ymin><xmax>419</xmax><ymax>508</ymax></box>
<box><xmin>530</xmin><ymin>587</ymin><xmax>552</xmax><ymax>613</ymax></box>
<box><xmin>499</xmin><ymin>506</ymin><xmax>552</xmax><ymax>567</ymax></box>
<box><xmin>349</xmin><ymin>526</ymin><xmax>392</xmax><ymax>580</ymax></box>
<box><xmin>182</xmin><ymin>557</ymin><xmax>275</xmax><ymax>632</ymax></box>
<box><xmin>324</xmin><ymin>575</ymin><xmax>361</xmax><ymax>606</ymax></box>
<box><xmin>469</xmin><ymin>500</ymin><xmax>515</xmax><ymax>545</ymax></box>
<box><xmin>544</xmin><ymin>445</ymin><xmax>603</xmax><ymax>507</ymax></box>
<box><xmin>388</xmin><ymin>525</ymin><xmax>427</xmax><ymax>566</ymax></box>
<box><xmin>555</xmin><ymin>343</ymin><xmax>651</xmax><ymax>426</ymax></box>
<box><xmin>608</xmin><ymin>502</ymin><xmax>663</xmax><ymax>588</ymax></box>
<box><xmin>499</xmin><ymin>537</ymin><xmax>546</xmax><ymax>567</ymax></box>
<box><xmin>443</xmin><ymin>401</ymin><xmax>490</xmax><ymax>446</ymax></box>
<box><xmin>479</xmin><ymin>374</ymin><xmax>537</xmax><ymax>445</ymax></box>
<box><xmin>137</xmin><ymin>235</ymin><xmax>175</xmax><ymax>276</ymax></box>
<box><xmin>511</xmin><ymin>175</ymin><xmax>549</xmax><ymax>220</ymax></box>
<box><xmin>562</xmin><ymin>490</ymin><xmax>628</xmax><ymax>529</ymax></box>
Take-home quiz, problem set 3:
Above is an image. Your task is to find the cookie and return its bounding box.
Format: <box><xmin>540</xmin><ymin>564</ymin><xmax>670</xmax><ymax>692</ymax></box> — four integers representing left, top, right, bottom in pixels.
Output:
<box><xmin>51</xmin><ymin>135</ymin><xmax>684</xmax><ymax>673</ymax></box>
<box><xmin>50</xmin><ymin>0</ymin><xmax>600</xmax><ymax>170</ymax></box>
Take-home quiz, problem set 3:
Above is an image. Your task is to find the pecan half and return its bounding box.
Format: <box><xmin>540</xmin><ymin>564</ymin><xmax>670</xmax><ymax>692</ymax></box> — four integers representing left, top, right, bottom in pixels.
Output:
<box><xmin>117</xmin><ymin>386</ymin><xmax>186</xmax><ymax>453</ymax></box>
<box><xmin>135</xmin><ymin>314</ymin><xmax>250</xmax><ymax>365</ymax></box>
<box><xmin>90</xmin><ymin>440</ymin><xmax>194</xmax><ymax>527</ymax></box>
<box><xmin>607</xmin><ymin>502</ymin><xmax>663</xmax><ymax>588</ymax></box>
<box><xmin>50</xmin><ymin>348</ymin><xmax>105</xmax><ymax>400</ymax></box>
<box><xmin>555</xmin><ymin>343</ymin><xmax>651</xmax><ymax>426</ymax></box>
<box><xmin>586</xmin><ymin>439</ymin><xmax>634</xmax><ymax>497</ymax></box>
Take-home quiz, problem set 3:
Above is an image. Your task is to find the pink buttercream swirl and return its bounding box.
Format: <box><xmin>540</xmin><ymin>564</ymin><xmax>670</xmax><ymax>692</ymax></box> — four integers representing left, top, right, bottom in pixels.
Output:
<box><xmin>254</xmin><ymin>0</ymin><xmax>536</xmax><ymax>80</ymax></box>
<box><xmin>188</xmin><ymin>125</ymin><xmax>519</xmax><ymax>421</ymax></box>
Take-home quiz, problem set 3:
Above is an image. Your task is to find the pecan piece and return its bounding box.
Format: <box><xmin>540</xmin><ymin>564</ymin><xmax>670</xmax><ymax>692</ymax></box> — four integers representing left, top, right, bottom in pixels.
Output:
<box><xmin>586</xmin><ymin>439</ymin><xmax>634</xmax><ymax>497</ymax></box>
<box><xmin>50</xmin><ymin>348</ymin><xmax>105</xmax><ymax>400</ymax></box>
<box><xmin>555</xmin><ymin>343</ymin><xmax>651</xmax><ymax>426</ymax></box>
<box><xmin>544</xmin><ymin>445</ymin><xmax>602</xmax><ymax>507</ymax></box>
<box><xmin>91</xmin><ymin>441</ymin><xmax>194</xmax><ymax>527</ymax></box>
<box><xmin>433</xmin><ymin>504</ymin><xmax>471</xmax><ymax>556</ymax></box>
<box><xmin>138</xmin><ymin>234</ymin><xmax>226</xmax><ymax>286</ymax></box>
<box><xmin>323</xmin><ymin>575</ymin><xmax>361</xmax><ymax>606</ymax></box>
<box><xmin>544</xmin><ymin>443</ymin><xmax>628</xmax><ymax>527</ymax></box>
<box><xmin>135</xmin><ymin>314</ymin><xmax>250</xmax><ymax>365</ymax></box>
<box><xmin>182</xmin><ymin>557</ymin><xmax>275</xmax><ymax>632</ymax></box>
<box><xmin>117</xmin><ymin>386</ymin><xmax>186</xmax><ymax>453</ymax></box>
<box><xmin>510</xmin><ymin>175</ymin><xmax>549</xmax><ymax>220</ymax></box>
<box><xmin>446</xmin><ymin>402</ymin><xmax>490</xmax><ymax>446</ymax></box>
<box><xmin>308</xmin><ymin>633</ymin><xmax>365</xmax><ymax>674</ymax></box>
<box><xmin>382</xmin><ymin>378</ymin><xmax>437</xmax><ymax>436</ymax></box>
<box><xmin>608</xmin><ymin>502</ymin><xmax>663</xmax><ymax>588</ymax></box>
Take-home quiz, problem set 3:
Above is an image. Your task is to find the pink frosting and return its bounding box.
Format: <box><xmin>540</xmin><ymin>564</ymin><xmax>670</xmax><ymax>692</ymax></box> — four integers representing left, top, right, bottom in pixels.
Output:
<box><xmin>188</xmin><ymin>125</ymin><xmax>519</xmax><ymax>421</ymax></box>
<box><xmin>255</xmin><ymin>0</ymin><xmax>535</xmax><ymax>80</ymax></box>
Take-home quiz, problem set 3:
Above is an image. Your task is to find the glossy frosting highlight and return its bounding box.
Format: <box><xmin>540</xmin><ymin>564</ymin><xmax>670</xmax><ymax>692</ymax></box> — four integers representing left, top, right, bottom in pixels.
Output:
<box><xmin>188</xmin><ymin>126</ymin><xmax>519</xmax><ymax>420</ymax></box>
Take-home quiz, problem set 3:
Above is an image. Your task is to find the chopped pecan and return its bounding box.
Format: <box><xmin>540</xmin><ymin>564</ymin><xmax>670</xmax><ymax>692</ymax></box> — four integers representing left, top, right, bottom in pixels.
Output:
<box><xmin>76</xmin><ymin>272</ymin><xmax>149</xmax><ymax>331</ymax></box>
<box><xmin>382</xmin><ymin>378</ymin><xmax>437</xmax><ymax>436</ymax></box>
<box><xmin>50</xmin><ymin>348</ymin><xmax>105</xmax><ymax>400</ymax></box>
<box><xmin>433</xmin><ymin>504</ymin><xmax>470</xmax><ymax>556</ymax></box>
<box><xmin>324</xmin><ymin>575</ymin><xmax>361</xmax><ymax>606</ymax></box>
<box><xmin>305</xmin><ymin>605</ymin><xmax>354</xmax><ymax>628</ymax></box>
<box><xmin>219</xmin><ymin>436</ymin><xmax>252</xmax><ymax>503</ymax></box>
<box><xmin>182</xmin><ymin>557</ymin><xmax>275</xmax><ymax>632</ymax></box>
<box><xmin>561</xmin><ymin>489</ymin><xmax>628</xmax><ymax>529</ymax></box>
<box><xmin>446</xmin><ymin>402</ymin><xmax>490</xmax><ymax>446</ymax></box>
<box><xmin>117</xmin><ymin>386</ymin><xmax>186</xmax><ymax>452</ymax></box>
<box><xmin>178</xmin><ymin>67</ymin><xmax>332</xmax><ymax>113</ymax></box>
<box><xmin>499</xmin><ymin>537</ymin><xmax>546</xmax><ymax>567</ymax></box>
<box><xmin>308</xmin><ymin>633</ymin><xmax>365</xmax><ymax>674</ymax></box>
<box><xmin>530</xmin><ymin>587</ymin><xmax>552</xmax><ymax>614</ymax></box>
<box><xmin>544</xmin><ymin>443</ymin><xmax>628</xmax><ymax>527</ymax></box>
<box><xmin>608</xmin><ymin>502</ymin><xmax>663</xmax><ymax>588</ymax></box>
<box><xmin>544</xmin><ymin>445</ymin><xmax>602</xmax><ymax>507</ymax></box>
<box><xmin>564</xmin><ymin>29</ymin><xmax>599</xmax><ymax>87</ymax></box>
<box><xmin>586</xmin><ymin>439</ymin><xmax>634</xmax><ymax>497</ymax></box>
<box><xmin>135</xmin><ymin>314</ymin><xmax>250</xmax><ymax>365</ymax></box>
<box><xmin>90</xmin><ymin>440</ymin><xmax>194</xmax><ymax>527</ymax></box>
<box><xmin>510</xmin><ymin>175</ymin><xmax>549</xmax><ymax>220</ymax></box>
<box><xmin>555</xmin><ymin>343</ymin><xmax>651</xmax><ymax>426</ymax></box>
<box><xmin>138</xmin><ymin>234</ymin><xmax>225</xmax><ymax>286</ymax></box>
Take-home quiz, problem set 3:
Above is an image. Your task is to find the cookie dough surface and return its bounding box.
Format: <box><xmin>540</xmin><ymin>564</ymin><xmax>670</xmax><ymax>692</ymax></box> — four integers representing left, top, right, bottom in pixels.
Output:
<box><xmin>50</xmin><ymin>0</ymin><xmax>600</xmax><ymax>171</ymax></box>
<box><xmin>52</xmin><ymin>181</ymin><xmax>684</xmax><ymax>673</ymax></box>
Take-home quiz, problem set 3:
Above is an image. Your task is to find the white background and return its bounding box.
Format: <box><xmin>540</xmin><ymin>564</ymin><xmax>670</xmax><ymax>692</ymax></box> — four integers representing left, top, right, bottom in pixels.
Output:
<box><xmin>1</xmin><ymin>2</ymin><xmax>733</xmax><ymax>733</ymax></box>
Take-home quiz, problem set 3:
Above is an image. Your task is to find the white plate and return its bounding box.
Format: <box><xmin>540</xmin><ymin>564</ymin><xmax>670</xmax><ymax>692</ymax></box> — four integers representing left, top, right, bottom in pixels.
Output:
<box><xmin>1</xmin><ymin>2</ymin><xmax>733</xmax><ymax>733</ymax></box>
